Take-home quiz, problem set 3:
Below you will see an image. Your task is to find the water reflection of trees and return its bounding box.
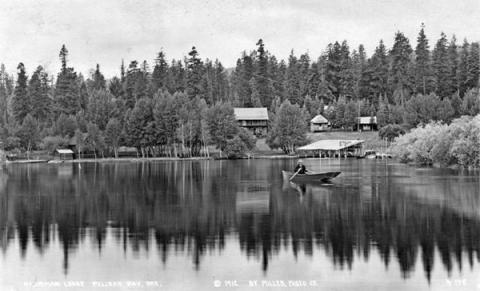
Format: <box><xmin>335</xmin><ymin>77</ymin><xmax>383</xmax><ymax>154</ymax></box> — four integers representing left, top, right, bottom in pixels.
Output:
<box><xmin>0</xmin><ymin>162</ymin><xmax>239</xmax><ymax>273</ymax></box>
<box><xmin>0</xmin><ymin>161</ymin><xmax>479</xmax><ymax>281</ymax></box>
<box><xmin>244</xmin><ymin>165</ymin><xmax>480</xmax><ymax>281</ymax></box>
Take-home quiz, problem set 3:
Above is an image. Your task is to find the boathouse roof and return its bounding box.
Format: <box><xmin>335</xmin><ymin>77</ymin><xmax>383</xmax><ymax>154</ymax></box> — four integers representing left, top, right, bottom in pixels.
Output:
<box><xmin>56</xmin><ymin>149</ymin><xmax>74</xmax><ymax>154</ymax></box>
<box><xmin>297</xmin><ymin>139</ymin><xmax>364</xmax><ymax>151</ymax></box>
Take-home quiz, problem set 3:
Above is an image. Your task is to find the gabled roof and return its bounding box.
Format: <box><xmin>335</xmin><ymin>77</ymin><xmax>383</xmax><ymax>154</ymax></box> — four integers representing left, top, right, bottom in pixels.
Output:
<box><xmin>298</xmin><ymin>139</ymin><xmax>364</xmax><ymax>151</ymax></box>
<box><xmin>56</xmin><ymin>149</ymin><xmax>74</xmax><ymax>154</ymax></box>
<box><xmin>311</xmin><ymin>114</ymin><xmax>328</xmax><ymax>124</ymax></box>
<box><xmin>358</xmin><ymin>116</ymin><xmax>377</xmax><ymax>124</ymax></box>
<box><xmin>118</xmin><ymin>146</ymin><xmax>138</xmax><ymax>152</ymax></box>
<box><xmin>233</xmin><ymin>107</ymin><xmax>269</xmax><ymax>120</ymax></box>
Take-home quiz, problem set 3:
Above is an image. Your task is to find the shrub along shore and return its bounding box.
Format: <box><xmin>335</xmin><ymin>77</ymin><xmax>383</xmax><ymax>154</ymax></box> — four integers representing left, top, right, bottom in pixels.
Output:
<box><xmin>390</xmin><ymin>115</ymin><xmax>480</xmax><ymax>168</ymax></box>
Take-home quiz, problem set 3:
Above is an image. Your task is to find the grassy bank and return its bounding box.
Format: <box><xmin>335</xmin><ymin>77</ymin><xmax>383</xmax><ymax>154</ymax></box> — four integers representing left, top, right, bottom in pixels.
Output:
<box><xmin>251</xmin><ymin>138</ymin><xmax>284</xmax><ymax>156</ymax></box>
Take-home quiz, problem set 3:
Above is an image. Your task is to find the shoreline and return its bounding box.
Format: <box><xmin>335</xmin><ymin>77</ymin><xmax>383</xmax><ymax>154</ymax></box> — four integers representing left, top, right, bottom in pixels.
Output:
<box><xmin>3</xmin><ymin>155</ymin><xmax>299</xmax><ymax>164</ymax></box>
<box><xmin>65</xmin><ymin>157</ymin><xmax>212</xmax><ymax>163</ymax></box>
<box><xmin>1</xmin><ymin>154</ymin><xmax>309</xmax><ymax>164</ymax></box>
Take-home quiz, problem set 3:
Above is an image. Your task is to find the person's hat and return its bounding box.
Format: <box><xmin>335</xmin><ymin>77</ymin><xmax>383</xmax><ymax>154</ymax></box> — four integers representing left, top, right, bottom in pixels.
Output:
<box><xmin>297</xmin><ymin>159</ymin><xmax>304</xmax><ymax>164</ymax></box>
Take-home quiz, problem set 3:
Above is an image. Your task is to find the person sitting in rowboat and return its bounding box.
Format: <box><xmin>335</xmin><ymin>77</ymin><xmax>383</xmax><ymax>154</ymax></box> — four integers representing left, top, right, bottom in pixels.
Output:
<box><xmin>293</xmin><ymin>160</ymin><xmax>308</xmax><ymax>174</ymax></box>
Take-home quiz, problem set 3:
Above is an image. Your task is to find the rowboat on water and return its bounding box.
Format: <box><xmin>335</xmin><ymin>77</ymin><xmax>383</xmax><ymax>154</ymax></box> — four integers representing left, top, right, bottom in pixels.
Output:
<box><xmin>282</xmin><ymin>170</ymin><xmax>341</xmax><ymax>183</ymax></box>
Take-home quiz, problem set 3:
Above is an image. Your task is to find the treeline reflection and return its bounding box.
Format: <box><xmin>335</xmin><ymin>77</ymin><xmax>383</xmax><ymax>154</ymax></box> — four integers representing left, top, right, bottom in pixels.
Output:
<box><xmin>0</xmin><ymin>161</ymin><xmax>479</xmax><ymax>281</ymax></box>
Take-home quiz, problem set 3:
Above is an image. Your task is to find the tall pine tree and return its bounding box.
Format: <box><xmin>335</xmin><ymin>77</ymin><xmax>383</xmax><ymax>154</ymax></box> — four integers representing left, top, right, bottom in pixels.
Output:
<box><xmin>0</xmin><ymin>64</ymin><xmax>12</xmax><ymax>125</ymax></box>
<box><xmin>254</xmin><ymin>39</ymin><xmax>272</xmax><ymax>107</ymax></box>
<box><xmin>389</xmin><ymin>32</ymin><xmax>413</xmax><ymax>104</ymax></box>
<box><xmin>338</xmin><ymin>40</ymin><xmax>355</xmax><ymax>98</ymax></box>
<box><xmin>414</xmin><ymin>24</ymin><xmax>434</xmax><ymax>95</ymax></box>
<box><xmin>458</xmin><ymin>39</ymin><xmax>470</xmax><ymax>96</ymax></box>
<box><xmin>232</xmin><ymin>52</ymin><xmax>254</xmax><ymax>106</ymax></box>
<box><xmin>325</xmin><ymin>42</ymin><xmax>342</xmax><ymax>99</ymax></box>
<box><xmin>12</xmin><ymin>63</ymin><xmax>30</xmax><ymax>123</ymax></box>
<box><xmin>152</xmin><ymin>51</ymin><xmax>169</xmax><ymax>93</ymax></box>
<box><xmin>91</xmin><ymin>64</ymin><xmax>106</xmax><ymax>90</ymax></box>
<box><xmin>352</xmin><ymin>44</ymin><xmax>369</xmax><ymax>100</ymax></box>
<box><xmin>28</xmin><ymin>66</ymin><xmax>51</xmax><ymax>122</ymax></box>
<box><xmin>432</xmin><ymin>32</ymin><xmax>450</xmax><ymax>98</ymax></box>
<box><xmin>123</xmin><ymin>61</ymin><xmax>141</xmax><ymax>108</ymax></box>
<box><xmin>55</xmin><ymin>45</ymin><xmax>80</xmax><ymax>116</ymax></box>
<box><xmin>186</xmin><ymin>46</ymin><xmax>204</xmax><ymax>99</ymax></box>
<box><xmin>447</xmin><ymin>36</ymin><xmax>459</xmax><ymax>96</ymax></box>
<box><xmin>368</xmin><ymin>40</ymin><xmax>389</xmax><ymax>105</ymax></box>
<box><xmin>466</xmin><ymin>42</ymin><xmax>480</xmax><ymax>89</ymax></box>
<box><xmin>286</xmin><ymin>50</ymin><xmax>301</xmax><ymax>104</ymax></box>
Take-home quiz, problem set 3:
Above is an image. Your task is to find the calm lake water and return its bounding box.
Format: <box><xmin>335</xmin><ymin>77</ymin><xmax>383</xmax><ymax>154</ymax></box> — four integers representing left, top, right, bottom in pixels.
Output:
<box><xmin>0</xmin><ymin>159</ymin><xmax>479</xmax><ymax>291</ymax></box>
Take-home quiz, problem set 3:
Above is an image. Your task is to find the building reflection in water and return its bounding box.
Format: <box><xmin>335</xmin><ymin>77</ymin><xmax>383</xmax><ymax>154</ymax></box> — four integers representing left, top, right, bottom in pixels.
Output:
<box><xmin>0</xmin><ymin>160</ymin><xmax>479</xmax><ymax>282</ymax></box>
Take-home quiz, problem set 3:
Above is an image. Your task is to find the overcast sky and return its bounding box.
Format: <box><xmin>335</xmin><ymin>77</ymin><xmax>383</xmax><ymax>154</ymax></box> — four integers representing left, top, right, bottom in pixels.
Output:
<box><xmin>1</xmin><ymin>0</ymin><xmax>480</xmax><ymax>78</ymax></box>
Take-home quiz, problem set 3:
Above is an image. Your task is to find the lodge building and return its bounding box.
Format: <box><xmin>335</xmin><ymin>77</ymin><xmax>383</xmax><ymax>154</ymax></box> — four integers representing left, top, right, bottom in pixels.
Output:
<box><xmin>233</xmin><ymin>107</ymin><xmax>269</xmax><ymax>137</ymax></box>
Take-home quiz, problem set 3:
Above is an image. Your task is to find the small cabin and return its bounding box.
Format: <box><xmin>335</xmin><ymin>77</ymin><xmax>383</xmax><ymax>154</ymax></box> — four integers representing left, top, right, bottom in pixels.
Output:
<box><xmin>55</xmin><ymin>149</ymin><xmax>74</xmax><ymax>160</ymax></box>
<box><xmin>310</xmin><ymin>114</ymin><xmax>330</xmax><ymax>132</ymax></box>
<box><xmin>354</xmin><ymin>116</ymin><xmax>378</xmax><ymax>131</ymax></box>
<box><xmin>118</xmin><ymin>146</ymin><xmax>139</xmax><ymax>157</ymax></box>
<box><xmin>233</xmin><ymin>107</ymin><xmax>269</xmax><ymax>137</ymax></box>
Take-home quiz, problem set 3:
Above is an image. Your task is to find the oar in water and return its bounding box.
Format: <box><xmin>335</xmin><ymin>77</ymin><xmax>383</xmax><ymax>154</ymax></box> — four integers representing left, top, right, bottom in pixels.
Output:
<box><xmin>289</xmin><ymin>168</ymin><xmax>302</xmax><ymax>181</ymax></box>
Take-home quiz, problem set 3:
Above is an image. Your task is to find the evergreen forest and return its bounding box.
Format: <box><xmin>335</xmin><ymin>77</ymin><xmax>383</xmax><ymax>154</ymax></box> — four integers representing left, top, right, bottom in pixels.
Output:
<box><xmin>1</xmin><ymin>25</ymin><xmax>479</xmax><ymax>157</ymax></box>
